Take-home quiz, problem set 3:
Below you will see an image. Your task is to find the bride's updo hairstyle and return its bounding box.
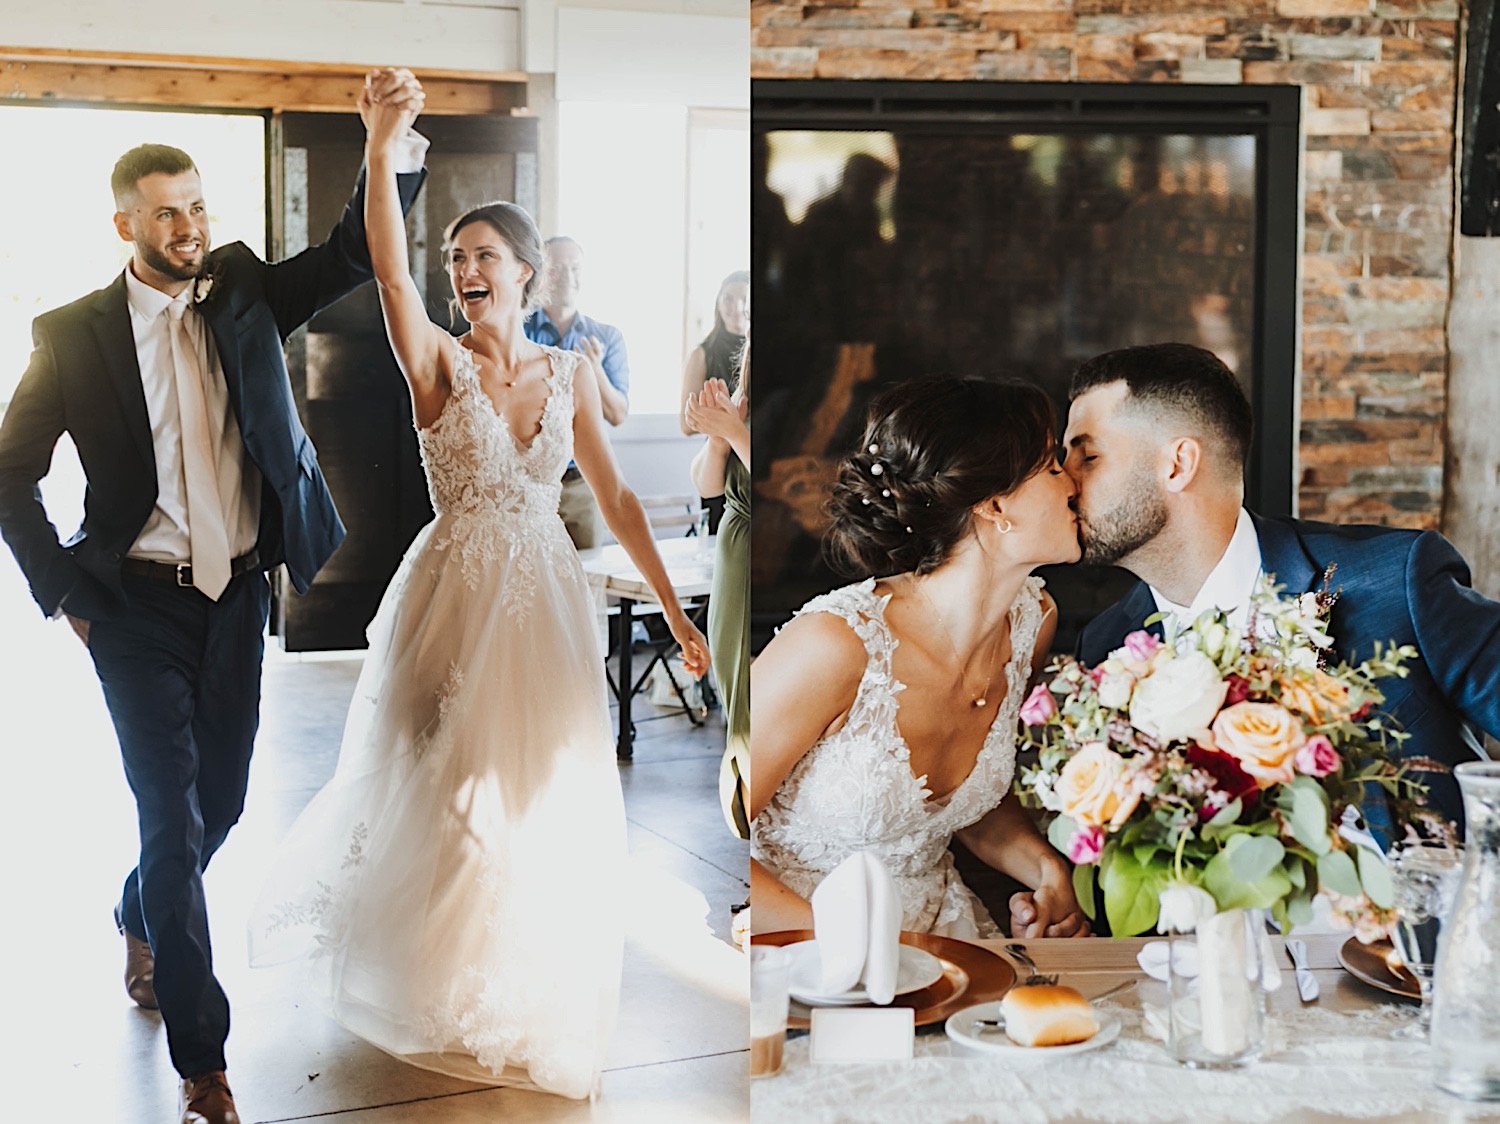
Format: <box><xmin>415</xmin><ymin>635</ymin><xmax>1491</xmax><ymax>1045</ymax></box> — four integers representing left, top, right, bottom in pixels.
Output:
<box><xmin>825</xmin><ymin>377</ymin><xmax>1058</xmax><ymax>578</ymax></box>
<box><xmin>442</xmin><ymin>201</ymin><xmax>547</xmax><ymax>313</ymax></box>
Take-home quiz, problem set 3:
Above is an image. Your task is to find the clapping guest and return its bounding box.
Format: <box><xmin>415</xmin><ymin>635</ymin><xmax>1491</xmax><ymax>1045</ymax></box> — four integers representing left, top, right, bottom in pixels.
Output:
<box><xmin>687</xmin><ymin>353</ymin><xmax>751</xmax><ymax>839</ymax></box>
<box><xmin>680</xmin><ymin>270</ymin><xmax>749</xmax><ymax>436</ymax></box>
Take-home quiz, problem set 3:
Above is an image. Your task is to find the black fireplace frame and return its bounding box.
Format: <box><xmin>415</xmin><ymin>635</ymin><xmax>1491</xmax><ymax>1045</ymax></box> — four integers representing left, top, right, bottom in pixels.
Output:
<box><xmin>753</xmin><ymin>78</ymin><xmax>1302</xmax><ymax>519</ymax></box>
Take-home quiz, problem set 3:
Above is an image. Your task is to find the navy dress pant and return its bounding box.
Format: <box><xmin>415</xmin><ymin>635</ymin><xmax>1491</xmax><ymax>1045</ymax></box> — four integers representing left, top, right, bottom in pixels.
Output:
<box><xmin>87</xmin><ymin>568</ymin><xmax>269</xmax><ymax>1078</ymax></box>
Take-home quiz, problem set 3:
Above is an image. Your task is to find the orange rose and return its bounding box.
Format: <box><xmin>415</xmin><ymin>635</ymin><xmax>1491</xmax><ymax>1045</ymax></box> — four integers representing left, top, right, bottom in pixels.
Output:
<box><xmin>1278</xmin><ymin>670</ymin><xmax>1353</xmax><ymax>725</ymax></box>
<box><xmin>1211</xmin><ymin>702</ymin><xmax>1306</xmax><ymax>788</ymax></box>
<box><xmin>1056</xmin><ymin>743</ymin><xmax>1144</xmax><ymax>829</ymax></box>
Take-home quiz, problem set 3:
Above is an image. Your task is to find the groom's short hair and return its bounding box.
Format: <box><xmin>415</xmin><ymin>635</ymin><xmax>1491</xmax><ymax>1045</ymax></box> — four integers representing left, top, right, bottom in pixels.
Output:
<box><xmin>1069</xmin><ymin>342</ymin><xmax>1253</xmax><ymax>470</ymax></box>
<box><xmin>111</xmin><ymin>144</ymin><xmax>198</xmax><ymax>208</ymax></box>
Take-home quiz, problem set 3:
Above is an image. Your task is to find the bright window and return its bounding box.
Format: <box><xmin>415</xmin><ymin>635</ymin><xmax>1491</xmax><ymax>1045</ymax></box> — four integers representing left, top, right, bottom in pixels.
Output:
<box><xmin>556</xmin><ymin>101</ymin><xmax>748</xmax><ymax>416</ymax></box>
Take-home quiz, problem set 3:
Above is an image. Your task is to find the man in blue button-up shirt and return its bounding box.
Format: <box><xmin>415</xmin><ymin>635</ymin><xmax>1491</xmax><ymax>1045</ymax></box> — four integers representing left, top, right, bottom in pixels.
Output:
<box><xmin>524</xmin><ymin>235</ymin><xmax>630</xmax><ymax>548</ymax></box>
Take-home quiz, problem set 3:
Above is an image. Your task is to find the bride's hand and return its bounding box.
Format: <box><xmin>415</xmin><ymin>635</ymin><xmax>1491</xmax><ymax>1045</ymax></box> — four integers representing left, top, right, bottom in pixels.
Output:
<box><xmin>668</xmin><ymin>614</ymin><xmax>711</xmax><ymax>679</ymax></box>
<box><xmin>1010</xmin><ymin>877</ymin><xmax>1092</xmax><ymax>939</ymax></box>
<box><xmin>360</xmin><ymin>68</ymin><xmax>425</xmax><ymax>145</ymax></box>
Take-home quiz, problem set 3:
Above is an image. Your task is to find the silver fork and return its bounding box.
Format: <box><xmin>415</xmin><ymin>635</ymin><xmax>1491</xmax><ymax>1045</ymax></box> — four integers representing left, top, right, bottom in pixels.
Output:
<box><xmin>1005</xmin><ymin>942</ymin><xmax>1060</xmax><ymax>987</ymax></box>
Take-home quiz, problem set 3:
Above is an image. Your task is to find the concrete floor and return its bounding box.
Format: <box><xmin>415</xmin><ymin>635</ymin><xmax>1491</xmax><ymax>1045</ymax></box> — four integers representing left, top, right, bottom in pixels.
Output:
<box><xmin>0</xmin><ymin>566</ymin><xmax>749</xmax><ymax>1122</ymax></box>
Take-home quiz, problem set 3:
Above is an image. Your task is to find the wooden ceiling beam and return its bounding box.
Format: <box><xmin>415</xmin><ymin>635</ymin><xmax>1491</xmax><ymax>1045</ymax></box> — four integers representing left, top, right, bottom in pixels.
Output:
<box><xmin>0</xmin><ymin>47</ymin><xmax>527</xmax><ymax>115</ymax></box>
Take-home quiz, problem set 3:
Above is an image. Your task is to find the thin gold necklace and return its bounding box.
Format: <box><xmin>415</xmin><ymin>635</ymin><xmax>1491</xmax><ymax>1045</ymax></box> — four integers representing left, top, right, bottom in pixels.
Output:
<box><xmin>908</xmin><ymin>576</ymin><xmax>1005</xmax><ymax>709</ymax></box>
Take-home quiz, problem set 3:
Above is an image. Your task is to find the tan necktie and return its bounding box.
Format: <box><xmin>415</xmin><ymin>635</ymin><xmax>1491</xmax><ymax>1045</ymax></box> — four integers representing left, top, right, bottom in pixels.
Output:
<box><xmin>166</xmin><ymin>300</ymin><xmax>232</xmax><ymax>600</ymax></box>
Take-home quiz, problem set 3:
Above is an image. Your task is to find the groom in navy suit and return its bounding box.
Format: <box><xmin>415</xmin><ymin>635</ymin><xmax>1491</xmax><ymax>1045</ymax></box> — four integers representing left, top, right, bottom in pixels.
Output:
<box><xmin>0</xmin><ymin>69</ymin><xmax>427</xmax><ymax>1123</ymax></box>
<box><xmin>1064</xmin><ymin>343</ymin><xmax>1500</xmax><ymax>833</ymax></box>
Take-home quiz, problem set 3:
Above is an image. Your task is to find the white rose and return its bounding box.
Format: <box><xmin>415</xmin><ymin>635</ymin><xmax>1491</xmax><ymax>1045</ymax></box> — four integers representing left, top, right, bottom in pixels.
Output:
<box><xmin>1098</xmin><ymin>670</ymin><xmax>1135</xmax><ymax>710</ymax></box>
<box><xmin>1157</xmin><ymin>882</ymin><xmax>1218</xmax><ymax>934</ymax></box>
<box><xmin>1129</xmin><ymin>651</ymin><xmax>1229</xmax><ymax>744</ymax></box>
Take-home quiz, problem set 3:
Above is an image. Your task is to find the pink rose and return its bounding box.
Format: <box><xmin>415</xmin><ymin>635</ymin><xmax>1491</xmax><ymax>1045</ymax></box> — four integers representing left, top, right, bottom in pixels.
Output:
<box><xmin>1089</xmin><ymin>665</ymin><xmax>1107</xmax><ymax>685</ymax></box>
<box><xmin>1123</xmin><ymin>630</ymin><xmax>1161</xmax><ymax>662</ymax></box>
<box><xmin>1020</xmin><ymin>683</ymin><xmax>1057</xmax><ymax>726</ymax></box>
<box><xmin>1295</xmin><ymin>734</ymin><xmax>1340</xmax><ymax>777</ymax></box>
<box><xmin>1066</xmin><ymin>825</ymin><xmax>1106</xmax><ymax>865</ymax></box>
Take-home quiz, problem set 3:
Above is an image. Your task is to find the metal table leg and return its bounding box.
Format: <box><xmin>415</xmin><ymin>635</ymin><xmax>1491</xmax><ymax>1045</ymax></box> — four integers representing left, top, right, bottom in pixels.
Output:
<box><xmin>616</xmin><ymin>595</ymin><xmax>635</xmax><ymax>760</ymax></box>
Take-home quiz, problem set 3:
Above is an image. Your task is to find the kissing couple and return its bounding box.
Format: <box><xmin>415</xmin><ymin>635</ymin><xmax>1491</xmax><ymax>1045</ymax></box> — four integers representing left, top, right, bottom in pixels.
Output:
<box><xmin>751</xmin><ymin>343</ymin><xmax>1500</xmax><ymax>940</ymax></box>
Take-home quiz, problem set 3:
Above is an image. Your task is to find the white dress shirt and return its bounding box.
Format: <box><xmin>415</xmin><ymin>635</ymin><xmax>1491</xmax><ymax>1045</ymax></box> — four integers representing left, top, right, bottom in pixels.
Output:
<box><xmin>1150</xmin><ymin>507</ymin><xmax>1264</xmax><ymax>642</ymax></box>
<box><xmin>124</xmin><ymin>267</ymin><xmax>260</xmax><ymax>563</ymax></box>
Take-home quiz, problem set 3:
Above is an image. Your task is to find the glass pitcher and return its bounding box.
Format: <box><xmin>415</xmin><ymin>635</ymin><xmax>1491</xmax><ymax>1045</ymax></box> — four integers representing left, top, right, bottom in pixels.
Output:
<box><xmin>1430</xmin><ymin>761</ymin><xmax>1500</xmax><ymax>1101</ymax></box>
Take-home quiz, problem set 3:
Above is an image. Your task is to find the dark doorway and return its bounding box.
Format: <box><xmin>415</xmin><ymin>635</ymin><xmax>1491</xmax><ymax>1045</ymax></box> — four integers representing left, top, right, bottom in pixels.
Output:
<box><xmin>274</xmin><ymin>113</ymin><xmax>539</xmax><ymax>651</ymax></box>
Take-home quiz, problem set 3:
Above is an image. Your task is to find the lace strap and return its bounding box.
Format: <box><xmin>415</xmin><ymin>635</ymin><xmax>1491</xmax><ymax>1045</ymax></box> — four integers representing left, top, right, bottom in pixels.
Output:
<box><xmin>1007</xmin><ymin>576</ymin><xmax>1048</xmax><ymax>681</ymax></box>
<box><xmin>792</xmin><ymin>578</ymin><xmax>896</xmax><ymax>671</ymax></box>
<box><xmin>447</xmin><ymin>339</ymin><xmax>481</xmax><ymax>397</ymax></box>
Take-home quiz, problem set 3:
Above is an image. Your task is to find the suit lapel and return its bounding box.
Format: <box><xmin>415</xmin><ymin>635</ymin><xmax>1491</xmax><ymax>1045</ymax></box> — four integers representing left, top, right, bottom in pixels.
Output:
<box><xmin>1121</xmin><ymin>581</ymin><xmax>1163</xmax><ymax>640</ymax></box>
<box><xmin>198</xmin><ymin>286</ymin><xmax>244</xmax><ymax>411</ymax></box>
<box><xmin>1252</xmin><ymin>511</ymin><xmax>1320</xmax><ymax>594</ymax></box>
<box><xmin>91</xmin><ymin>275</ymin><xmax>154</xmax><ymax>472</ymax></box>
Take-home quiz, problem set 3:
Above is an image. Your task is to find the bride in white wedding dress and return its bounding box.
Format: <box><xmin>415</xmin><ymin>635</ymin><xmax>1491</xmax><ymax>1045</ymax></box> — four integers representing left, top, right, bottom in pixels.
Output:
<box><xmin>249</xmin><ymin>79</ymin><xmax>709</xmax><ymax>1099</ymax></box>
<box><xmin>751</xmin><ymin>377</ymin><xmax>1089</xmax><ymax>941</ymax></box>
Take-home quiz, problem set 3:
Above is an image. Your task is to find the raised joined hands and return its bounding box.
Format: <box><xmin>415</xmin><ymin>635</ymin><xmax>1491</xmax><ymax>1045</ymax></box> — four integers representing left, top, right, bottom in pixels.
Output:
<box><xmin>358</xmin><ymin>67</ymin><xmax>425</xmax><ymax>147</ymax></box>
<box><xmin>683</xmin><ymin>377</ymin><xmax>747</xmax><ymax>441</ymax></box>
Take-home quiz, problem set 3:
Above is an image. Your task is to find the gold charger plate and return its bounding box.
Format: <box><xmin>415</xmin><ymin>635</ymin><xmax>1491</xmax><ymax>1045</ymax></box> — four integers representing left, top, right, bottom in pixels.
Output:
<box><xmin>752</xmin><ymin>929</ymin><xmax>1017</xmax><ymax>1030</ymax></box>
<box><xmin>1338</xmin><ymin>936</ymin><xmax>1421</xmax><ymax>1000</ymax></box>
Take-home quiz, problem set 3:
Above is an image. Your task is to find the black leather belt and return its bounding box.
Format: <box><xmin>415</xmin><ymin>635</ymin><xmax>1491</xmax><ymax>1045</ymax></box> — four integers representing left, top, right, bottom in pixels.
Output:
<box><xmin>120</xmin><ymin>549</ymin><xmax>261</xmax><ymax>588</ymax></box>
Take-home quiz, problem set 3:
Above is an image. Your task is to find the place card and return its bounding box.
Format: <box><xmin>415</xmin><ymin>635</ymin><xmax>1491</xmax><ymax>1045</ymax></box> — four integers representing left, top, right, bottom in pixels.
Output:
<box><xmin>808</xmin><ymin>1007</ymin><xmax>915</xmax><ymax>1063</ymax></box>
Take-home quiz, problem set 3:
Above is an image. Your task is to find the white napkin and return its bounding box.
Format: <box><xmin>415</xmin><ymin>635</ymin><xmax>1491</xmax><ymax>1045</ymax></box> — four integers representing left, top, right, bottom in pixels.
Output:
<box><xmin>811</xmin><ymin>852</ymin><xmax>902</xmax><ymax>1005</ymax></box>
<box><xmin>1137</xmin><ymin>932</ymin><xmax>1282</xmax><ymax>991</ymax></box>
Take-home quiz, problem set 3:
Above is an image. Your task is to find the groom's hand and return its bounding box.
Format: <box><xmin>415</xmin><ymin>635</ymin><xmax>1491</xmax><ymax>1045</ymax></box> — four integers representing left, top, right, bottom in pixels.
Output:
<box><xmin>63</xmin><ymin>612</ymin><xmax>90</xmax><ymax>647</ymax></box>
<box><xmin>359</xmin><ymin>68</ymin><xmax>426</xmax><ymax>136</ymax></box>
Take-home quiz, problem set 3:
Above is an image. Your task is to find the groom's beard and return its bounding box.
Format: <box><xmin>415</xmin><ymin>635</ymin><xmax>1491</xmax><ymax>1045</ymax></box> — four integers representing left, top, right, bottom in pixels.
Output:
<box><xmin>1079</xmin><ymin>482</ymin><xmax>1167</xmax><ymax>566</ymax></box>
<box><xmin>139</xmin><ymin>242</ymin><xmax>208</xmax><ymax>283</ymax></box>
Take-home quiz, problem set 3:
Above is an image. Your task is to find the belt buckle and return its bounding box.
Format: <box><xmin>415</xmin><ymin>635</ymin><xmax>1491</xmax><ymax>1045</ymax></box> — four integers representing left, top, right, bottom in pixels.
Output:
<box><xmin>175</xmin><ymin>563</ymin><xmax>193</xmax><ymax>587</ymax></box>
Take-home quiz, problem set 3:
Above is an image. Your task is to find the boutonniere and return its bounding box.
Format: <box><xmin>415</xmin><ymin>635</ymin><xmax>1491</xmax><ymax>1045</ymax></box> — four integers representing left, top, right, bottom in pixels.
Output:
<box><xmin>193</xmin><ymin>266</ymin><xmax>219</xmax><ymax>306</ymax></box>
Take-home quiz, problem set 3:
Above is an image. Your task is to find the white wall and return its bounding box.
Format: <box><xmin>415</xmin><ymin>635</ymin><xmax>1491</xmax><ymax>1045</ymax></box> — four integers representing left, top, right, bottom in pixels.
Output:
<box><xmin>4</xmin><ymin>0</ymin><xmax>523</xmax><ymax>74</ymax></box>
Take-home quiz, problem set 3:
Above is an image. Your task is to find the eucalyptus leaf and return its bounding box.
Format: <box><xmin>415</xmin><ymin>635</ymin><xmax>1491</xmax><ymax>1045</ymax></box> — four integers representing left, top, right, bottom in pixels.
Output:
<box><xmin>1317</xmin><ymin>848</ymin><xmax>1362</xmax><ymax>897</ymax></box>
<box><xmin>1228</xmin><ymin>835</ymin><xmax>1286</xmax><ymax>883</ymax></box>
<box><xmin>1287</xmin><ymin>782</ymin><xmax>1332</xmax><ymax>856</ymax></box>
<box><xmin>1046</xmin><ymin>814</ymin><xmax>1080</xmax><ymax>855</ymax></box>
<box><xmin>1356</xmin><ymin>845</ymin><xmax>1395</xmax><ymax>909</ymax></box>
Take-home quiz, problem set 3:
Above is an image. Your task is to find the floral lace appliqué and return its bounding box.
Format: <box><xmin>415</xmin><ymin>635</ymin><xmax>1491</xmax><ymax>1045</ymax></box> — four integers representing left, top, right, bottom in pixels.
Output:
<box><xmin>752</xmin><ymin>576</ymin><xmax>1047</xmax><ymax>937</ymax></box>
<box><xmin>419</xmin><ymin>345</ymin><xmax>577</xmax><ymax>621</ymax></box>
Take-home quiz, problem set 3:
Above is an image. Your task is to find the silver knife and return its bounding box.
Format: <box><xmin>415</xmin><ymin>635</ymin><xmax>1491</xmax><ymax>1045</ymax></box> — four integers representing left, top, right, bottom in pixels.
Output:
<box><xmin>1287</xmin><ymin>938</ymin><xmax>1319</xmax><ymax>1002</ymax></box>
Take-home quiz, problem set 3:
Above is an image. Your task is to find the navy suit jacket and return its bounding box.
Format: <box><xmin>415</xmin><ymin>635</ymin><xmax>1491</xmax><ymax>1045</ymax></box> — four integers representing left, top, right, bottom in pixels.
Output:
<box><xmin>1077</xmin><ymin>513</ymin><xmax>1500</xmax><ymax>827</ymax></box>
<box><xmin>0</xmin><ymin>167</ymin><xmax>425</xmax><ymax>620</ymax></box>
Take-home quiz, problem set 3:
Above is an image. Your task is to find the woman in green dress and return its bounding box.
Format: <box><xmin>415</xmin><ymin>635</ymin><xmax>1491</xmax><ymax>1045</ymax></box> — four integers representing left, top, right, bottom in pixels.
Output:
<box><xmin>686</xmin><ymin>350</ymin><xmax>750</xmax><ymax>838</ymax></box>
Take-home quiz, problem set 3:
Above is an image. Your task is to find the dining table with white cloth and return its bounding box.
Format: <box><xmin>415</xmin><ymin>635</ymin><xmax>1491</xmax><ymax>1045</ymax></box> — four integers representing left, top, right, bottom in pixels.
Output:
<box><xmin>751</xmin><ymin>933</ymin><xmax>1500</xmax><ymax>1124</ymax></box>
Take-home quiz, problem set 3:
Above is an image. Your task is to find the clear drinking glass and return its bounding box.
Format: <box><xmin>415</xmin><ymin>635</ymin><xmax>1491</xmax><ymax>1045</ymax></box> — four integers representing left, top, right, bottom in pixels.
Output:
<box><xmin>750</xmin><ymin>946</ymin><xmax>790</xmax><ymax>1078</ymax></box>
<box><xmin>1167</xmin><ymin>907</ymin><xmax>1269</xmax><ymax>1069</ymax></box>
<box><xmin>1387</xmin><ymin>839</ymin><xmax>1463</xmax><ymax>1040</ymax></box>
<box><xmin>1431</xmin><ymin>761</ymin><xmax>1500</xmax><ymax>1100</ymax></box>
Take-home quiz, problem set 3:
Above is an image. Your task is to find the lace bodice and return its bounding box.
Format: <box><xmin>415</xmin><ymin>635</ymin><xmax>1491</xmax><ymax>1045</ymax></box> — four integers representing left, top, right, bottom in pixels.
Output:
<box><xmin>413</xmin><ymin>343</ymin><xmax>579</xmax><ymax>610</ymax></box>
<box><xmin>418</xmin><ymin>343</ymin><xmax>576</xmax><ymax>522</ymax></box>
<box><xmin>752</xmin><ymin>576</ymin><xmax>1047</xmax><ymax>934</ymax></box>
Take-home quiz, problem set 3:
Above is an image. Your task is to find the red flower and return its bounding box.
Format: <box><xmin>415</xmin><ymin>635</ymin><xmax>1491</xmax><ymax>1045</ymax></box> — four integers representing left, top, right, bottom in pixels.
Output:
<box><xmin>1224</xmin><ymin>674</ymin><xmax>1252</xmax><ymax>707</ymax></box>
<box><xmin>1187</xmin><ymin>743</ymin><xmax>1258</xmax><ymax>807</ymax></box>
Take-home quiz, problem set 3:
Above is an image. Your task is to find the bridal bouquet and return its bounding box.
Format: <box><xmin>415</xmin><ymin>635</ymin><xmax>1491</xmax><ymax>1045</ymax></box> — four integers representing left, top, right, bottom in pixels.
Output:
<box><xmin>1018</xmin><ymin>576</ymin><xmax>1425</xmax><ymax>938</ymax></box>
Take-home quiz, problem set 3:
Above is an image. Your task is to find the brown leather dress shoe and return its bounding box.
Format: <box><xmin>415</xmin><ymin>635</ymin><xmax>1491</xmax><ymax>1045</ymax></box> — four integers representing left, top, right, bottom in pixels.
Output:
<box><xmin>122</xmin><ymin>926</ymin><xmax>158</xmax><ymax>1009</ymax></box>
<box><xmin>180</xmin><ymin>1071</ymin><xmax>239</xmax><ymax>1124</ymax></box>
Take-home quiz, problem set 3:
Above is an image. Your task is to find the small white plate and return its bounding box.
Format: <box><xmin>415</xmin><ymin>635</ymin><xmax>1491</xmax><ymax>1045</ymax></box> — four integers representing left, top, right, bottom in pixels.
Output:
<box><xmin>784</xmin><ymin>940</ymin><xmax>945</xmax><ymax>1006</ymax></box>
<box><xmin>944</xmin><ymin>1001</ymin><xmax>1121</xmax><ymax>1057</ymax></box>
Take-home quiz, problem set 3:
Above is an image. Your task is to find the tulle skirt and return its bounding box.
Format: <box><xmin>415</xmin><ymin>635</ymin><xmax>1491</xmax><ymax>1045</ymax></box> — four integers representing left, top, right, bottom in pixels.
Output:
<box><xmin>249</xmin><ymin>512</ymin><xmax>625</xmax><ymax>1099</ymax></box>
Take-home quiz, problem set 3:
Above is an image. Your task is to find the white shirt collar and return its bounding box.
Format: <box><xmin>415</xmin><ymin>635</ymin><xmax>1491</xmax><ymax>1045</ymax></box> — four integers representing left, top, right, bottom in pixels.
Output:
<box><xmin>1150</xmin><ymin>508</ymin><xmax>1263</xmax><ymax>639</ymax></box>
<box><xmin>123</xmin><ymin>265</ymin><xmax>189</xmax><ymax>322</ymax></box>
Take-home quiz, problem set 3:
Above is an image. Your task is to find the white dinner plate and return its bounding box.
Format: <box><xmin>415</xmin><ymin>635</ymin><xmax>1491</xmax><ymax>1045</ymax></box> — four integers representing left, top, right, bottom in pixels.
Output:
<box><xmin>944</xmin><ymin>1001</ymin><xmax>1121</xmax><ymax>1057</ymax></box>
<box><xmin>784</xmin><ymin>940</ymin><xmax>945</xmax><ymax>1006</ymax></box>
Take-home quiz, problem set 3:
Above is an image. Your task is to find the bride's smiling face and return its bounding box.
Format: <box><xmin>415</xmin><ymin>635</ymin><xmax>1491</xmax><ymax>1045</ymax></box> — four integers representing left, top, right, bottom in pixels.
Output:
<box><xmin>448</xmin><ymin>222</ymin><xmax>533</xmax><ymax>322</ymax></box>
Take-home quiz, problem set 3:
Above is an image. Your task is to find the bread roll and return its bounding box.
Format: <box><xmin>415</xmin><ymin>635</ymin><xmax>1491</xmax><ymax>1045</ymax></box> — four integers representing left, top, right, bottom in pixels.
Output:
<box><xmin>999</xmin><ymin>984</ymin><xmax>1099</xmax><ymax>1047</ymax></box>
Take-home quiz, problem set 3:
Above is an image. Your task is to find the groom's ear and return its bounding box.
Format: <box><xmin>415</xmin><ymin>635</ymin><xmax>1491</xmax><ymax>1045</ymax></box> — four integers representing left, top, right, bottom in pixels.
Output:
<box><xmin>1162</xmin><ymin>436</ymin><xmax>1202</xmax><ymax>494</ymax></box>
<box><xmin>113</xmin><ymin>211</ymin><xmax>134</xmax><ymax>245</ymax></box>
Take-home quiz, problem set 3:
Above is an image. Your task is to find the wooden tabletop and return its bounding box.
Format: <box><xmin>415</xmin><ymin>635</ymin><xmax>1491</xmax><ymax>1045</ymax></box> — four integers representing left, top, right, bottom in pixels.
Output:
<box><xmin>978</xmin><ymin>932</ymin><xmax>1400</xmax><ymax>1016</ymax></box>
